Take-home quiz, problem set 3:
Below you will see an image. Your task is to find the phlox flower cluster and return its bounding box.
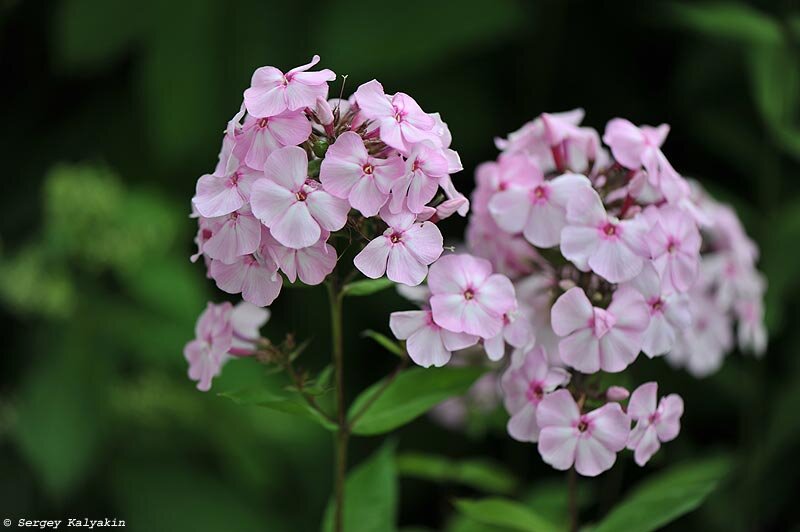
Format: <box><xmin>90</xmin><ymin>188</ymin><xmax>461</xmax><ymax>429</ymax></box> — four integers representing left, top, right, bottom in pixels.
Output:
<box><xmin>185</xmin><ymin>55</ymin><xmax>471</xmax><ymax>390</ymax></box>
<box><xmin>447</xmin><ymin>109</ymin><xmax>764</xmax><ymax>476</ymax></box>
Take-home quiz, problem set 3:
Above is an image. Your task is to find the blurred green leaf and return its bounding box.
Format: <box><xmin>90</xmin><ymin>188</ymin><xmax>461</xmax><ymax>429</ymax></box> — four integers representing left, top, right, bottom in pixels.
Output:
<box><xmin>0</xmin><ymin>244</ymin><xmax>75</xmax><ymax>318</ymax></box>
<box><xmin>396</xmin><ymin>452</ymin><xmax>516</xmax><ymax>494</ymax></box>
<box><xmin>668</xmin><ymin>3</ymin><xmax>783</xmax><ymax>46</ymax></box>
<box><xmin>348</xmin><ymin>367</ymin><xmax>487</xmax><ymax>436</ymax></box>
<box><xmin>761</xmin><ymin>201</ymin><xmax>800</xmax><ymax>332</ymax></box>
<box><xmin>361</xmin><ymin>329</ymin><xmax>405</xmax><ymax>357</ymax></box>
<box><xmin>453</xmin><ymin>498</ymin><xmax>559</xmax><ymax>532</ymax></box>
<box><xmin>220</xmin><ymin>387</ymin><xmax>336</xmax><ymax>431</ymax></box>
<box><xmin>591</xmin><ymin>455</ymin><xmax>732</xmax><ymax>532</ymax></box>
<box><xmin>321</xmin><ymin>441</ymin><xmax>398</xmax><ymax>532</ymax></box>
<box><xmin>342</xmin><ymin>278</ymin><xmax>395</xmax><ymax>297</ymax></box>
<box><xmin>523</xmin><ymin>479</ymin><xmax>592</xmax><ymax>529</ymax></box>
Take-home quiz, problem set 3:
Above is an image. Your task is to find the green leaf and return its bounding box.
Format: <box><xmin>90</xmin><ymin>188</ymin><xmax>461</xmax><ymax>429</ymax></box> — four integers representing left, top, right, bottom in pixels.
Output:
<box><xmin>342</xmin><ymin>278</ymin><xmax>395</xmax><ymax>297</ymax></box>
<box><xmin>220</xmin><ymin>387</ymin><xmax>336</xmax><ymax>431</ymax></box>
<box><xmin>362</xmin><ymin>329</ymin><xmax>405</xmax><ymax>357</ymax></box>
<box><xmin>453</xmin><ymin>498</ymin><xmax>559</xmax><ymax>532</ymax></box>
<box><xmin>321</xmin><ymin>442</ymin><xmax>398</xmax><ymax>532</ymax></box>
<box><xmin>592</xmin><ymin>455</ymin><xmax>732</xmax><ymax>532</ymax></box>
<box><xmin>348</xmin><ymin>367</ymin><xmax>487</xmax><ymax>436</ymax></box>
<box><xmin>396</xmin><ymin>453</ymin><xmax>516</xmax><ymax>494</ymax></box>
<box><xmin>668</xmin><ymin>3</ymin><xmax>784</xmax><ymax>46</ymax></box>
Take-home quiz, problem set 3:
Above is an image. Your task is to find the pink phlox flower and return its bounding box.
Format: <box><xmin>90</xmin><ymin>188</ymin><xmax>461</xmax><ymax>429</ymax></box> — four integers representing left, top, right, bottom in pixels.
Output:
<box><xmin>625</xmin><ymin>264</ymin><xmax>691</xmax><ymax>357</ymax></box>
<box><xmin>416</xmin><ymin>197</ymin><xmax>470</xmax><ymax>222</ymax></box>
<box><xmin>184</xmin><ymin>302</ymin><xmax>234</xmax><ymax>392</ymax></box>
<box><xmin>250</xmin><ymin>146</ymin><xmax>349</xmax><ymax>249</ymax></box>
<box><xmin>551</xmin><ymin>286</ymin><xmax>650</xmax><ymax>373</ymax></box>
<box><xmin>561</xmin><ymin>187</ymin><xmax>650</xmax><ymax>283</ymax></box>
<box><xmin>353</xmin><ymin>79</ymin><xmax>439</xmax><ymax>153</ymax></box>
<box><xmin>201</xmin><ymin>205</ymin><xmax>262</xmax><ymax>264</ymax></box>
<box><xmin>229</xmin><ymin>301</ymin><xmax>270</xmax><ymax>351</ymax></box>
<box><xmin>735</xmin><ymin>298</ymin><xmax>767</xmax><ymax>356</ymax></box>
<box><xmin>646</xmin><ymin>205</ymin><xmax>701</xmax><ymax>292</ymax></box>
<box><xmin>428</xmin><ymin>254</ymin><xmax>517</xmax><ymax>338</ymax></box>
<box><xmin>667</xmin><ymin>292</ymin><xmax>733</xmax><ymax>377</ymax></box>
<box><xmin>191</xmin><ymin>214</ymin><xmax>215</xmax><ymax>265</ymax></box>
<box><xmin>626</xmin><ymin>382</ymin><xmax>684</xmax><ymax>466</ymax></box>
<box><xmin>495</xmin><ymin>109</ymin><xmax>585</xmax><ymax>166</ymax></box>
<box><xmin>389</xmin><ymin>309</ymin><xmax>478</xmax><ymax>367</ymax></box>
<box><xmin>319</xmin><ymin>131</ymin><xmax>405</xmax><ymax>216</ymax></box>
<box><xmin>438</xmin><ymin>174</ymin><xmax>470</xmax><ymax>216</ymax></box>
<box><xmin>472</xmin><ymin>155</ymin><xmax>541</xmax><ymax>216</ymax></box>
<box><xmin>603</xmin><ymin>118</ymin><xmax>689</xmax><ymax>202</ymax></box>
<box><xmin>244</xmin><ymin>55</ymin><xmax>335</xmax><ymax>118</ymax></box>
<box><xmin>489</xmin><ymin>172</ymin><xmax>591</xmax><ymax>248</ymax></box>
<box><xmin>537</xmin><ymin>389</ymin><xmax>630</xmax><ymax>476</ymax></box>
<box><xmin>501</xmin><ymin>347</ymin><xmax>570</xmax><ymax>442</ymax></box>
<box><xmin>268</xmin><ymin>230</ymin><xmax>337</xmax><ymax>286</ymax></box>
<box><xmin>240</xmin><ymin>110</ymin><xmax>312</xmax><ymax>170</ymax></box>
<box><xmin>389</xmin><ymin>144</ymin><xmax>450</xmax><ymax>214</ymax></box>
<box><xmin>483</xmin><ymin>305</ymin><xmax>534</xmax><ymax>361</ymax></box>
<box><xmin>354</xmin><ymin>207</ymin><xmax>444</xmax><ymax>286</ymax></box>
<box><xmin>193</xmin><ymin>153</ymin><xmax>261</xmax><ymax>218</ymax></box>
<box><xmin>208</xmin><ymin>239</ymin><xmax>282</xmax><ymax>307</ymax></box>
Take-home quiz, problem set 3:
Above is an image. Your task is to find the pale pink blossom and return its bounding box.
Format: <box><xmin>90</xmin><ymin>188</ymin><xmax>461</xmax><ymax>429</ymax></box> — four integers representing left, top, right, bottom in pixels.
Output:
<box><xmin>209</xmin><ymin>244</ymin><xmax>282</xmax><ymax>307</ymax></box>
<box><xmin>537</xmin><ymin>389</ymin><xmax>630</xmax><ymax>476</ymax></box>
<box><xmin>551</xmin><ymin>286</ymin><xmax>650</xmax><ymax>373</ymax></box>
<box><xmin>428</xmin><ymin>254</ymin><xmax>517</xmax><ymax>339</ymax></box>
<box><xmin>202</xmin><ymin>206</ymin><xmax>262</xmax><ymax>264</ymax></box>
<box><xmin>250</xmin><ymin>146</ymin><xmax>349</xmax><ymax>249</ymax></box>
<box><xmin>268</xmin><ymin>231</ymin><xmax>337</xmax><ymax>286</ymax></box>
<box><xmin>647</xmin><ymin>206</ymin><xmax>701</xmax><ymax>292</ymax></box>
<box><xmin>603</xmin><ymin>118</ymin><xmax>689</xmax><ymax>202</ymax></box>
<box><xmin>561</xmin><ymin>187</ymin><xmax>649</xmax><ymax>283</ymax></box>
<box><xmin>495</xmin><ymin>109</ymin><xmax>585</xmax><ymax>165</ymax></box>
<box><xmin>241</xmin><ymin>111</ymin><xmax>312</xmax><ymax>170</ymax></box>
<box><xmin>389</xmin><ymin>309</ymin><xmax>478</xmax><ymax>367</ymax></box>
<box><xmin>229</xmin><ymin>302</ymin><xmax>270</xmax><ymax>351</ymax></box>
<box><xmin>489</xmin><ymin>172</ymin><xmax>591</xmax><ymax>248</ymax></box>
<box><xmin>472</xmin><ymin>154</ymin><xmax>541</xmax><ymax>216</ymax></box>
<box><xmin>501</xmin><ymin>347</ymin><xmax>570</xmax><ymax>442</ymax></box>
<box><xmin>354</xmin><ymin>209</ymin><xmax>443</xmax><ymax>286</ymax></box>
<box><xmin>483</xmin><ymin>308</ymin><xmax>534</xmax><ymax>361</ymax></box>
<box><xmin>735</xmin><ymin>298</ymin><xmax>767</xmax><ymax>356</ymax></box>
<box><xmin>667</xmin><ymin>293</ymin><xmax>733</xmax><ymax>377</ymax></box>
<box><xmin>466</xmin><ymin>212</ymin><xmax>540</xmax><ymax>278</ymax></box>
<box><xmin>319</xmin><ymin>131</ymin><xmax>405</xmax><ymax>216</ymax></box>
<box><xmin>184</xmin><ymin>302</ymin><xmax>233</xmax><ymax>391</ymax></box>
<box><xmin>389</xmin><ymin>144</ymin><xmax>449</xmax><ymax>214</ymax></box>
<box><xmin>353</xmin><ymin>79</ymin><xmax>438</xmax><ymax>153</ymax></box>
<box><xmin>192</xmin><ymin>157</ymin><xmax>261</xmax><ymax>218</ymax></box>
<box><xmin>626</xmin><ymin>382</ymin><xmax>684</xmax><ymax>466</ymax></box>
<box><xmin>626</xmin><ymin>265</ymin><xmax>691</xmax><ymax>357</ymax></box>
<box><xmin>244</xmin><ymin>55</ymin><xmax>335</xmax><ymax>118</ymax></box>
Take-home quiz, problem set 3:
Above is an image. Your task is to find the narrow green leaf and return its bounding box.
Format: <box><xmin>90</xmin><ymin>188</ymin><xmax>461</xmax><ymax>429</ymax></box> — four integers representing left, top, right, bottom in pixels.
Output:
<box><xmin>321</xmin><ymin>442</ymin><xmax>398</xmax><ymax>532</ymax></box>
<box><xmin>397</xmin><ymin>453</ymin><xmax>517</xmax><ymax>494</ymax></box>
<box><xmin>342</xmin><ymin>277</ymin><xmax>395</xmax><ymax>297</ymax></box>
<box><xmin>454</xmin><ymin>498</ymin><xmax>559</xmax><ymax>532</ymax></box>
<box><xmin>668</xmin><ymin>3</ymin><xmax>783</xmax><ymax>46</ymax></box>
<box><xmin>362</xmin><ymin>329</ymin><xmax>405</xmax><ymax>357</ymax></box>
<box><xmin>349</xmin><ymin>367</ymin><xmax>487</xmax><ymax>436</ymax></box>
<box><xmin>219</xmin><ymin>387</ymin><xmax>336</xmax><ymax>431</ymax></box>
<box><xmin>592</xmin><ymin>455</ymin><xmax>732</xmax><ymax>532</ymax></box>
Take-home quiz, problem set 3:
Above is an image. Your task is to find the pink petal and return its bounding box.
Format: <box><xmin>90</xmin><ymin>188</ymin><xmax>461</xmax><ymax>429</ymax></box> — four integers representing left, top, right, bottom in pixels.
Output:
<box><xmin>284</xmin><ymin>82</ymin><xmax>327</xmax><ymax>112</ymax></box>
<box><xmin>628</xmin><ymin>382</ymin><xmax>658</xmax><ymax>420</ymax></box>
<box><xmin>483</xmin><ymin>332</ymin><xmax>505</xmax><ymax>361</ymax></box>
<box><xmin>566</xmin><ymin>186</ymin><xmax>607</xmax><ymax>227</ymax></box>
<box><xmin>387</xmin><ymin>244</ymin><xmax>428</xmax><ymax>286</ymax></box>
<box><xmin>538</xmin><ymin>426</ymin><xmax>578</xmax><ymax>471</ymax></box>
<box><xmin>633</xmin><ymin>425</ymin><xmax>661</xmax><ymax>466</ymax></box>
<box><xmin>589</xmin><ymin>239</ymin><xmax>644</xmax><ymax>283</ymax></box>
<box><xmin>269</xmin><ymin>111</ymin><xmax>313</xmax><ymax>147</ymax></box>
<box><xmin>348</xmin><ymin>177</ymin><xmax>389</xmax><ymax>217</ymax></box>
<box><xmin>353</xmin><ymin>236</ymin><xmax>390</xmax><ymax>279</ymax></box>
<box><xmin>537</xmin><ymin>389</ymin><xmax>580</xmax><ymax>427</ymax></box>
<box><xmin>598</xmin><ymin>328</ymin><xmax>642</xmax><ymax>372</ymax></box>
<box><xmin>476</xmin><ymin>274</ymin><xmax>517</xmax><ymax>315</ymax></box>
<box><xmin>319</xmin><ymin>132</ymin><xmax>368</xmax><ymax>199</ymax></box>
<box><xmin>574</xmin><ymin>436</ymin><xmax>617</xmax><ymax>477</ymax></box>
<box><xmin>560</xmin><ymin>226</ymin><xmax>599</xmax><ymax>271</ymax></box>
<box><xmin>193</xmin><ymin>174</ymin><xmax>245</xmax><ymax>218</ymax></box>
<box><xmin>642</xmin><ymin>314</ymin><xmax>675</xmax><ymax>357</ymax></box>
<box><xmin>508</xmin><ymin>403</ymin><xmax>540</xmax><ymax>442</ymax></box>
<box><xmin>586</xmin><ymin>403</ymin><xmax>629</xmax><ymax>451</ymax></box>
<box><xmin>608</xmin><ymin>287</ymin><xmax>650</xmax><ymax>331</ymax></box>
<box><xmin>407</xmin><ymin>326</ymin><xmax>451</xmax><ymax>368</ymax></box>
<box><xmin>488</xmin><ymin>189</ymin><xmax>530</xmax><ymax>234</ymax></box>
<box><xmin>655</xmin><ymin>394</ymin><xmax>683</xmax><ymax>442</ymax></box>
<box><xmin>389</xmin><ymin>310</ymin><xmax>427</xmax><ymax>340</ymax></box>
<box><xmin>263</xmin><ymin>146</ymin><xmax>308</xmax><ymax>191</ymax></box>
<box><xmin>242</xmin><ymin>262</ymin><xmax>282</xmax><ymax>307</ymax></box>
<box><xmin>305</xmin><ymin>190</ymin><xmax>349</xmax><ymax>231</ymax></box>
<box><xmin>403</xmin><ymin>222</ymin><xmax>444</xmax><ymax>265</ymax></box>
<box><xmin>250</xmin><ymin>178</ymin><xmax>294</xmax><ymax>226</ymax></box>
<box><xmin>353</xmin><ymin>80</ymin><xmax>393</xmax><ymax>119</ymax></box>
<box><xmin>203</xmin><ymin>213</ymin><xmax>262</xmax><ymax>263</ymax></box>
<box><xmin>295</xmin><ymin>241</ymin><xmax>337</xmax><ymax>285</ymax></box>
<box><xmin>440</xmin><ymin>330</ymin><xmax>479</xmax><ymax>351</ymax></box>
<box><xmin>524</xmin><ymin>200</ymin><xmax>566</xmax><ymax>248</ymax></box>
<box><xmin>244</xmin><ymin>85</ymin><xmax>286</xmax><ymax>118</ymax></box>
<box><xmin>551</xmin><ymin>287</ymin><xmax>593</xmax><ymax>336</ymax></box>
<box><xmin>270</xmin><ymin>202</ymin><xmax>320</xmax><ymax>249</ymax></box>
<box><xmin>559</xmin><ymin>329</ymin><xmax>601</xmax><ymax>373</ymax></box>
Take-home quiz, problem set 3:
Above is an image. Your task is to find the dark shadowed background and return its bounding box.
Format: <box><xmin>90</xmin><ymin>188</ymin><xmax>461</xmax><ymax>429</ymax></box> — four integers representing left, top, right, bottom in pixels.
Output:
<box><xmin>1</xmin><ymin>1</ymin><xmax>799</xmax><ymax>530</ymax></box>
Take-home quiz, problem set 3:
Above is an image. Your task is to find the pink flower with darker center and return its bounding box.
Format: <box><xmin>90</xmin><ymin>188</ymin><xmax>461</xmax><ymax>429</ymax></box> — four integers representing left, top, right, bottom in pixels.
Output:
<box><xmin>209</xmin><ymin>241</ymin><xmax>282</xmax><ymax>307</ymax></box>
<box><xmin>250</xmin><ymin>146</ymin><xmax>349</xmax><ymax>249</ymax></box>
<box><xmin>192</xmin><ymin>154</ymin><xmax>261</xmax><ymax>218</ymax></box>
<box><xmin>646</xmin><ymin>205</ymin><xmax>701</xmax><ymax>293</ymax></box>
<box><xmin>389</xmin><ymin>309</ymin><xmax>478</xmax><ymax>368</ymax></box>
<box><xmin>319</xmin><ymin>131</ymin><xmax>405</xmax><ymax>217</ymax></box>
<box><xmin>240</xmin><ymin>111</ymin><xmax>312</xmax><ymax>170</ymax></box>
<box><xmin>264</xmin><ymin>229</ymin><xmax>337</xmax><ymax>286</ymax></box>
<box><xmin>428</xmin><ymin>254</ymin><xmax>517</xmax><ymax>339</ymax></box>
<box><xmin>626</xmin><ymin>382</ymin><xmax>684</xmax><ymax>466</ymax></box>
<box><xmin>537</xmin><ymin>389</ymin><xmax>630</xmax><ymax>477</ymax></box>
<box><xmin>388</xmin><ymin>145</ymin><xmax>450</xmax><ymax>214</ymax></box>
<box><xmin>354</xmin><ymin>79</ymin><xmax>439</xmax><ymax>153</ymax></box>
<box><xmin>244</xmin><ymin>55</ymin><xmax>335</xmax><ymax>118</ymax></box>
<box><xmin>354</xmin><ymin>208</ymin><xmax>443</xmax><ymax>286</ymax></box>
<box><xmin>603</xmin><ymin>118</ymin><xmax>689</xmax><ymax>202</ymax></box>
<box><xmin>483</xmin><ymin>307</ymin><xmax>534</xmax><ymax>361</ymax></box>
<box><xmin>501</xmin><ymin>347</ymin><xmax>570</xmax><ymax>442</ymax></box>
<box><xmin>202</xmin><ymin>206</ymin><xmax>262</xmax><ymax>264</ymax></box>
<box><xmin>561</xmin><ymin>187</ymin><xmax>650</xmax><ymax>283</ymax></box>
<box><xmin>551</xmin><ymin>286</ymin><xmax>650</xmax><ymax>373</ymax></box>
<box><xmin>489</xmin><ymin>172</ymin><xmax>591</xmax><ymax>248</ymax></box>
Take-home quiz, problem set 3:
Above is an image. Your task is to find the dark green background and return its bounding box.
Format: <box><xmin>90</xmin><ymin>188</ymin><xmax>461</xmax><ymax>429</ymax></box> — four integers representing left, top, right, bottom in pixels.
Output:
<box><xmin>1</xmin><ymin>1</ymin><xmax>799</xmax><ymax>530</ymax></box>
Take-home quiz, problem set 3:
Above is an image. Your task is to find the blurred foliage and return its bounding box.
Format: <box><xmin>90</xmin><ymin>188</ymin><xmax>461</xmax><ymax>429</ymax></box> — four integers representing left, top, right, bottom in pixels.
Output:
<box><xmin>2</xmin><ymin>0</ymin><xmax>800</xmax><ymax>530</ymax></box>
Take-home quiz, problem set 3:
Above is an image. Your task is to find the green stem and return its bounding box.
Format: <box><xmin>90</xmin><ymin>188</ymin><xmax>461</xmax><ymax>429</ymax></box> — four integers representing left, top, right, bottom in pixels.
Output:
<box><xmin>327</xmin><ymin>281</ymin><xmax>348</xmax><ymax>532</ymax></box>
<box><xmin>569</xmin><ymin>467</ymin><xmax>578</xmax><ymax>532</ymax></box>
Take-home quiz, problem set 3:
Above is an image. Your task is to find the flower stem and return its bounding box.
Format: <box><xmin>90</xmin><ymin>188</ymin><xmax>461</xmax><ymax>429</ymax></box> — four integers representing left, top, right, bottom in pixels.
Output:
<box><xmin>568</xmin><ymin>467</ymin><xmax>578</xmax><ymax>532</ymax></box>
<box><xmin>327</xmin><ymin>280</ymin><xmax>348</xmax><ymax>532</ymax></box>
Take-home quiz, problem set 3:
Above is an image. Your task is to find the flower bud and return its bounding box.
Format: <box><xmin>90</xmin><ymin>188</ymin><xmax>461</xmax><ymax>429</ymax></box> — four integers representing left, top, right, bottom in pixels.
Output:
<box><xmin>606</xmin><ymin>386</ymin><xmax>630</xmax><ymax>402</ymax></box>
